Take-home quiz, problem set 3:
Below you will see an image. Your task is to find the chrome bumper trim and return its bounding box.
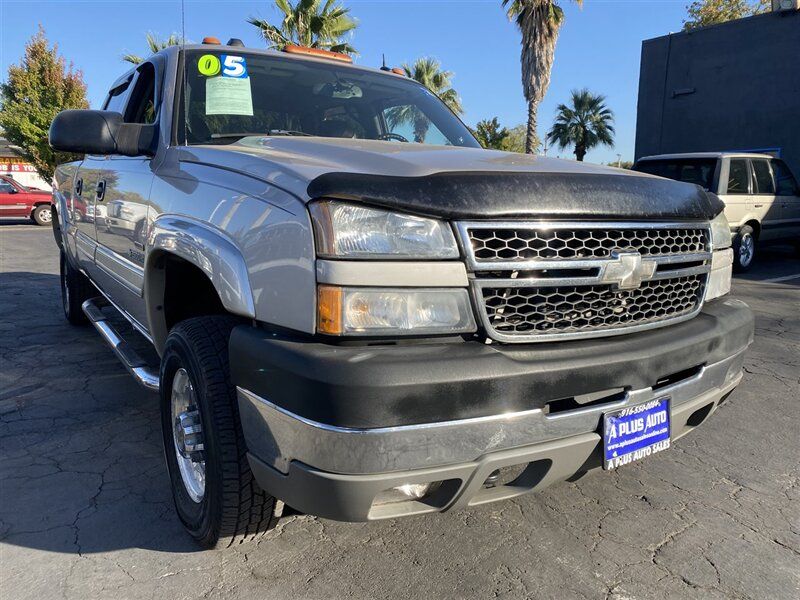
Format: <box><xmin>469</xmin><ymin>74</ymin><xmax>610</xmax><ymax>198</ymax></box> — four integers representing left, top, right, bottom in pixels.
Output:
<box><xmin>238</xmin><ymin>346</ymin><xmax>747</xmax><ymax>476</ymax></box>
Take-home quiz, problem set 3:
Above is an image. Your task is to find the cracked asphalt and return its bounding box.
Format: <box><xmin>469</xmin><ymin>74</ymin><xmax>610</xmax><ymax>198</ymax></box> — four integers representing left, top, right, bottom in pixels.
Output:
<box><xmin>1</xmin><ymin>221</ymin><xmax>798</xmax><ymax>600</ymax></box>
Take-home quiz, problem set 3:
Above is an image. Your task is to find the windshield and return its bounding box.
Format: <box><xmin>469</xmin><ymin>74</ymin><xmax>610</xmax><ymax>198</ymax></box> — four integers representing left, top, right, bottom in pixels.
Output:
<box><xmin>633</xmin><ymin>158</ymin><xmax>718</xmax><ymax>190</ymax></box>
<box><xmin>180</xmin><ymin>50</ymin><xmax>479</xmax><ymax>148</ymax></box>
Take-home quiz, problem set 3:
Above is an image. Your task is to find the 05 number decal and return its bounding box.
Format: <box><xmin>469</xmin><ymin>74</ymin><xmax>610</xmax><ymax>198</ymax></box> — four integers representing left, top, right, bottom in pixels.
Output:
<box><xmin>221</xmin><ymin>55</ymin><xmax>248</xmax><ymax>78</ymax></box>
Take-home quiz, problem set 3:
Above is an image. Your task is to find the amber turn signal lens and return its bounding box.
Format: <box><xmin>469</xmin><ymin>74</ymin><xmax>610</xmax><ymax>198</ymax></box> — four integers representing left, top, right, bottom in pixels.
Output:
<box><xmin>317</xmin><ymin>285</ymin><xmax>343</xmax><ymax>335</ymax></box>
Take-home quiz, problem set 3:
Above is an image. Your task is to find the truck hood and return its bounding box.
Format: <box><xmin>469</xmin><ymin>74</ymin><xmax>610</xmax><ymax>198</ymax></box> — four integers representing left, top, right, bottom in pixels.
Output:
<box><xmin>180</xmin><ymin>137</ymin><xmax>723</xmax><ymax>221</ymax></box>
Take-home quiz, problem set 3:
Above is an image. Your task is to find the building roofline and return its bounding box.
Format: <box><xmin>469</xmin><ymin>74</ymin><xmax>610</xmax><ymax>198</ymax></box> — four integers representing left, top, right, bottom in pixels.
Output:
<box><xmin>642</xmin><ymin>9</ymin><xmax>794</xmax><ymax>44</ymax></box>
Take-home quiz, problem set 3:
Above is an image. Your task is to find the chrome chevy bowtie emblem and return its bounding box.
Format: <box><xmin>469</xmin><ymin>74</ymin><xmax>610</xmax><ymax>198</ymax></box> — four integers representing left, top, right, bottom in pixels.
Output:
<box><xmin>601</xmin><ymin>251</ymin><xmax>657</xmax><ymax>290</ymax></box>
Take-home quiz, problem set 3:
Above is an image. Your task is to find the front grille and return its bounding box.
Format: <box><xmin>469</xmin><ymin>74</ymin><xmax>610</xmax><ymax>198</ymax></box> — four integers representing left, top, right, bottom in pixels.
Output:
<box><xmin>469</xmin><ymin>227</ymin><xmax>709</xmax><ymax>261</ymax></box>
<box><xmin>457</xmin><ymin>221</ymin><xmax>712</xmax><ymax>343</ymax></box>
<box><xmin>482</xmin><ymin>275</ymin><xmax>706</xmax><ymax>336</ymax></box>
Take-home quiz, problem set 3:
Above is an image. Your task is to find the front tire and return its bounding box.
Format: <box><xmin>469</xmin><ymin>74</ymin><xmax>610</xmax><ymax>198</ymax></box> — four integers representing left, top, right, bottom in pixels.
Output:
<box><xmin>32</xmin><ymin>204</ymin><xmax>52</xmax><ymax>226</ymax></box>
<box><xmin>160</xmin><ymin>316</ymin><xmax>277</xmax><ymax>548</ymax></box>
<box><xmin>60</xmin><ymin>252</ymin><xmax>93</xmax><ymax>325</ymax></box>
<box><xmin>733</xmin><ymin>225</ymin><xmax>756</xmax><ymax>272</ymax></box>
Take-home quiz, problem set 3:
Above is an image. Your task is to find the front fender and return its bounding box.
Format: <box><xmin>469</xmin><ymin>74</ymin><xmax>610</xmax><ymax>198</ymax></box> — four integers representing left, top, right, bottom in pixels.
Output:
<box><xmin>146</xmin><ymin>215</ymin><xmax>256</xmax><ymax>350</ymax></box>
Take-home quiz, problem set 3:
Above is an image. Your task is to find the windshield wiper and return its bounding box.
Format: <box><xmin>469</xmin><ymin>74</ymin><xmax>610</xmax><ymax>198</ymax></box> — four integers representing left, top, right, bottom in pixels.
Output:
<box><xmin>209</xmin><ymin>130</ymin><xmax>313</xmax><ymax>141</ymax></box>
<box><xmin>266</xmin><ymin>130</ymin><xmax>312</xmax><ymax>137</ymax></box>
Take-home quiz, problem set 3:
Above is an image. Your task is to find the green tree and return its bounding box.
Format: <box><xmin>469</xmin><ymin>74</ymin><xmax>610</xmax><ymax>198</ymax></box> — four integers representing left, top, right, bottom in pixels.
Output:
<box><xmin>502</xmin><ymin>124</ymin><xmax>532</xmax><ymax>153</ymax></box>
<box><xmin>122</xmin><ymin>33</ymin><xmax>183</xmax><ymax>64</ymax></box>
<box><xmin>0</xmin><ymin>27</ymin><xmax>88</xmax><ymax>181</ymax></box>
<box><xmin>683</xmin><ymin>0</ymin><xmax>771</xmax><ymax>31</ymax></box>
<box><xmin>474</xmin><ymin>117</ymin><xmax>510</xmax><ymax>150</ymax></box>
<box><xmin>547</xmin><ymin>88</ymin><xmax>615</xmax><ymax>162</ymax></box>
<box><xmin>386</xmin><ymin>57</ymin><xmax>463</xmax><ymax>143</ymax></box>
<box><xmin>248</xmin><ymin>0</ymin><xmax>358</xmax><ymax>55</ymax></box>
<box><xmin>502</xmin><ymin>0</ymin><xmax>582</xmax><ymax>154</ymax></box>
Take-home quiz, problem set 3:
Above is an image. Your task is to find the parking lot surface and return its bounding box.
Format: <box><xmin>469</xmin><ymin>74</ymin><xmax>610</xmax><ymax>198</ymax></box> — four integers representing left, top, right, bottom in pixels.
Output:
<box><xmin>1</xmin><ymin>221</ymin><xmax>799</xmax><ymax>600</ymax></box>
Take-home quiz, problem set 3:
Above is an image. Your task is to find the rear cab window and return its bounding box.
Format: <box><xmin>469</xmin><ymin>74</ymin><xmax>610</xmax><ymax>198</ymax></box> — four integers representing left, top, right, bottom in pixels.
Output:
<box><xmin>632</xmin><ymin>158</ymin><xmax>718</xmax><ymax>191</ymax></box>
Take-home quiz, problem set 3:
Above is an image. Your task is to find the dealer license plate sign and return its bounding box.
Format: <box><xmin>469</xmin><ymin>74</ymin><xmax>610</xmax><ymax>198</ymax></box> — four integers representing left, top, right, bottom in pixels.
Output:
<box><xmin>603</xmin><ymin>398</ymin><xmax>671</xmax><ymax>470</ymax></box>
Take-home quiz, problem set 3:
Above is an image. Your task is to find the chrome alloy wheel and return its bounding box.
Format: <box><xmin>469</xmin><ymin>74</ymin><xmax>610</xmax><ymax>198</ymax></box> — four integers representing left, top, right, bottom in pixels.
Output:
<box><xmin>739</xmin><ymin>232</ymin><xmax>755</xmax><ymax>267</ymax></box>
<box><xmin>171</xmin><ymin>368</ymin><xmax>206</xmax><ymax>503</ymax></box>
<box><xmin>39</xmin><ymin>207</ymin><xmax>52</xmax><ymax>223</ymax></box>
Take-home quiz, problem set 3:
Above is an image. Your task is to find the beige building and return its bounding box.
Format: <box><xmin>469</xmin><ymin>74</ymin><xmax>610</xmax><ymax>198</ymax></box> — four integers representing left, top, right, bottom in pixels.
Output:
<box><xmin>0</xmin><ymin>137</ymin><xmax>52</xmax><ymax>191</ymax></box>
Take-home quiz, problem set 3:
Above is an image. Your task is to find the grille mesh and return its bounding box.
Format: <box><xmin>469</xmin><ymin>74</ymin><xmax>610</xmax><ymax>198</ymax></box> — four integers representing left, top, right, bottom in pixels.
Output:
<box><xmin>482</xmin><ymin>275</ymin><xmax>705</xmax><ymax>335</ymax></box>
<box><xmin>469</xmin><ymin>227</ymin><xmax>709</xmax><ymax>261</ymax></box>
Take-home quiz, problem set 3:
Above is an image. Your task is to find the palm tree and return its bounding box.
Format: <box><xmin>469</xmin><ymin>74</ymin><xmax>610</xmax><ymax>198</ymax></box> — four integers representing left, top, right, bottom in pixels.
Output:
<box><xmin>502</xmin><ymin>0</ymin><xmax>582</xmax><ymax>154</ymax></box>
<box><xmin>547</xmin><ymin>88</ymin><xmax>615</xmax><ymax>162</ymax></box>
<box><xmin>386</xmin><ymin>57</ymin><xmax>463</xmax><ymax>143</ymax></box>
<box><xmin>248</xmin><ymin>0</ymin><xmax>358</xmax><ymax>56</ymax></box>
<box><xmin>122</xmin><ymin>33</ymin><xmax>183</xmax><ymax>64</ymax></box>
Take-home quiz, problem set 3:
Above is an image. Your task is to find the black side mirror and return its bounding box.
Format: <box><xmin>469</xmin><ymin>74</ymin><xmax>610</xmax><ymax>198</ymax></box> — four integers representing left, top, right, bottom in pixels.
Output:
<box><xmin>49</xmin><ymin>110</ymin><xmax>156</xmax><ymax>157</ymax></box>
<box><xmin>8</xmin><ymin>187</ymin><xmax>18</xmax><ymax>194</ymax></box>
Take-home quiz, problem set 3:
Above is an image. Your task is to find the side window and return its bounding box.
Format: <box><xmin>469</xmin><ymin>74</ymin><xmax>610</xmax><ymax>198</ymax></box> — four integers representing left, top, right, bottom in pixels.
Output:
<box><xmin>124</xmin><ymin>63</ymin><xmax>157</xmax><ymax>125</ymax></box>
<box><xmin>751</xmin><ymin>160</ymin><xmax>775</xmax><ymax>195</ymax></box>
<box><xmin>0</xmin><ymin>181</ymin><xmax>16</xmax><ymax>193</ymax></box>
<box><xmin>726</xmin><ymin>160</ymin><xmax>750</xmax><ymax>195</ymax></box>
<box><xmin>772</xmin><ymin>160</ymin><xmax>799</xmax><ymax>197</ymax></box>
<box><xmin>103</xmin><ymin>79</ymin><xmax>132</xmax><ymax>115</ymax></box>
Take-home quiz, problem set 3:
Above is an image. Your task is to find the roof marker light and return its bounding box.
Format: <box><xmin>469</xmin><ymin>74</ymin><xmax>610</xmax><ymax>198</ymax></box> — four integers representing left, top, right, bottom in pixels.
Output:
<box><xmin>283</xmin><ymin>44</ymin><xmax>352</xmax><ymax>63</ymax></box>
<box><xmin>202</xmin><ymin>36</ymin><xmax>221</xmax><ymax>45</ymax></box>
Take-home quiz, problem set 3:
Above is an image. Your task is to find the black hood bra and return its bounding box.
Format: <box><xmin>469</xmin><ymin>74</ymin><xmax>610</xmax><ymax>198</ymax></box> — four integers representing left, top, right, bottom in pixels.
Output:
<box><xmin>307</xmin><ymin>171</ymin><xmax>724</xmax><ymax>221</ymax></box>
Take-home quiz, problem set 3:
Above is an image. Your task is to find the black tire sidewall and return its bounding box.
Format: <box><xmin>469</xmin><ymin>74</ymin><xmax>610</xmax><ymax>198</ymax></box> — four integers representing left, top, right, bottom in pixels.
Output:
<box><xmin>59</xmin><ymin>252</ymin><xmax>69</xmax><ymax>319</ymax></box>
<box><xmin>160</xmin><ymin>330</ymin><xmax>226</xmax><ymax>545</ymax></box>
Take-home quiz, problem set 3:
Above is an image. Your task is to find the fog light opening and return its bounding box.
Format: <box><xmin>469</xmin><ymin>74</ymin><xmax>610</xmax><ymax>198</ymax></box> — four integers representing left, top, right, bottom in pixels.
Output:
<box><xmin>372</xmin><ymin>482</ymin><xmax>441</xmax><ymax>507</ymax></box>
<box><xmin>483</xmin><ymin>464</ymin><xmax>529</xmax><ymax>489</ymax></box>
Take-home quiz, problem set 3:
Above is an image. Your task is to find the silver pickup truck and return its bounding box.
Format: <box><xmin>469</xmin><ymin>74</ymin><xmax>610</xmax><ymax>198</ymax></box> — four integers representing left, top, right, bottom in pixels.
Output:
<box><xmin>49</xmin><ymin>42</ymin><xmax>754</xmax><ymax>549</ymax></box>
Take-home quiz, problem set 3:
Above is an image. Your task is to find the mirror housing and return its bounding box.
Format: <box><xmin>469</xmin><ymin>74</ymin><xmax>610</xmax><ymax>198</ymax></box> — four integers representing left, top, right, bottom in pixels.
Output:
<box><xmin>49</xmin><ymin>110</ymin><xmax>156</xmax><ymax>157</ymax></box>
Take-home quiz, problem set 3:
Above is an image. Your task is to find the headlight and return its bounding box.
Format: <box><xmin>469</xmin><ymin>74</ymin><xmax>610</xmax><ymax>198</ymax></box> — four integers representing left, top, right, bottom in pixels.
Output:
<box><xmin>710</xmin><ymin>211</ymin><xmax>732</xmax><ymax>249</ymax></box>
<box><xmin>706</xmin><ymin>248</ymin><xmax>733</xmax><ymax>301</ymax></box>
<box><xmin>310</xmin><ymin>201</ymin><xmax>459</xmax><ymax>259</ymax></box>
<box><xmin>706</xmin><ymin>212</ymin><xmax>733</xmax><ymax>301</ymax></box>
<box><xmin>317</xmin><ymin>286</ymin><xmax>476</xmax><ymax>336</ymax></box>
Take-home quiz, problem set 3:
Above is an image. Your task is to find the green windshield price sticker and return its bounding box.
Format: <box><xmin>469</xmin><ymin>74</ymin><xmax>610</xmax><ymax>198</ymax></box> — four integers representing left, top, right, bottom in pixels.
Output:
<box><xmin>205</xmin><ymin>77</ymin><xmax>254</xmax><ymax>116</ymax></box>
<box><xmin>198</xmin><ymin>54</ymin><xmax>221</xmax><ymax>77</ymax></box>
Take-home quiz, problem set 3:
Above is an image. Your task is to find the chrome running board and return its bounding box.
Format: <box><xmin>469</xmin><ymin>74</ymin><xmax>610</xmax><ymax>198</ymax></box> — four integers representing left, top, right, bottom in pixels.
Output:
<box><xmin>82</xmin><ymin>298</ymin><xmax>159</xmax><ymax>392</ymax></box>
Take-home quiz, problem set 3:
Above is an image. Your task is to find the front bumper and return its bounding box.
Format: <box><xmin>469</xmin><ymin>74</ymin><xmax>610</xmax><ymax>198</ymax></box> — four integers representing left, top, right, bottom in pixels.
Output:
<box><xmin>233</xmin><ymin>298</ymin><xmax>753</xmax><ymax>521</ymax></box>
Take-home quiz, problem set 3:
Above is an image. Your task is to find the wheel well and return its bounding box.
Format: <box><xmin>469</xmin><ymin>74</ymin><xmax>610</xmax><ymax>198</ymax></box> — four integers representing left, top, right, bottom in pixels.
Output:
<box><xmin>744</xmin><ymin>220</ymin><xmax>761</xmax><ymax>240</ymax></box>
<box><xmin>146</xmin><ymin>252</ymin><xmax>228</xmax><ymax>351</ymax></box>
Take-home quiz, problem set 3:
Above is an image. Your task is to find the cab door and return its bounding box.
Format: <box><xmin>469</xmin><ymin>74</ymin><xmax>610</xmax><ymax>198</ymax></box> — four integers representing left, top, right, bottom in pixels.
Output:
<box><xmin>71</xmin><ymin>156</ymin><xmax>106</xmax><ymax>273</ymax></box>
<box><xmin>92</xmin><ymin>62</ymin><xmax>157</xmax><ymax>328</ymax></box>
<box><xmin>772</xmin><ymin>159</ymin><xmax>800</xmax><ymax>239</ymax></box>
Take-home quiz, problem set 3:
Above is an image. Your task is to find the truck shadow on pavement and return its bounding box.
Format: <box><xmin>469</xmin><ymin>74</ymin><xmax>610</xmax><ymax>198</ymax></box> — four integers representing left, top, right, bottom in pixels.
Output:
<box><xmin>1</xmin><ymin>266</ymin><xmax>799</xmax><ymax>600</ymax></box>
<box><xmin>0</xmin><ymin>271</ymin><xmax>202</xmax><ymax>554</ymax></box>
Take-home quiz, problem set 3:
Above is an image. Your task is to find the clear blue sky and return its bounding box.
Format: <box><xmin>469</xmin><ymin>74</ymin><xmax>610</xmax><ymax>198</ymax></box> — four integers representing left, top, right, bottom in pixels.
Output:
<box><xmin>0</xmin><ymin>0</ymin><xmax>688</xmax><ymax>164</ymax></box>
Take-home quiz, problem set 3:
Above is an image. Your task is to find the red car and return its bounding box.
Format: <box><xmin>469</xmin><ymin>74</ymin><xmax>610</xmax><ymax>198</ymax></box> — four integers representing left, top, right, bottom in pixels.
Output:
<box><xmin>0</xmin><ymin>174</ymin><xmax>52</xmax><ymax>225</ymax></box>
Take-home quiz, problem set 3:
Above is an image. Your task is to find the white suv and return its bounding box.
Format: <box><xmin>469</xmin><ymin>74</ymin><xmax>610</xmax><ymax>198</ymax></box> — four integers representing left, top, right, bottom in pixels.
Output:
<box><xmin>634</xmin><ymin>152</ymin><xmax>800</xmax><ymax>271</ymax></box>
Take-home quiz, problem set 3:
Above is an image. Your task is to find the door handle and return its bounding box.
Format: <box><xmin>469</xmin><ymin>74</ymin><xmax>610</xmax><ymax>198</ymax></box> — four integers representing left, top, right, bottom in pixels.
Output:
<box><xmin>754</xmin><ymin>204</ymin><xmax>764</xmax><ymax>208</ymax></box>
<box><xmin>75</xmin><ymin>178</ymin><xmax>83</xmax><ymax>196</ymax></box>
<box><xmin>96</xmin><ymin>179</ymin><xmax>106</xmax><ymax>201</ymax></box>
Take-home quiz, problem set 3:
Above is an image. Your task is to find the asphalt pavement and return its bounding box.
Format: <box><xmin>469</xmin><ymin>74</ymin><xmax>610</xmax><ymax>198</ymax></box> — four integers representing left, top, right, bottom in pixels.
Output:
<box><xmin>1</xmin><ymin>220</ymin><xmax>798</xmax><ymax>600</ymax></box>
